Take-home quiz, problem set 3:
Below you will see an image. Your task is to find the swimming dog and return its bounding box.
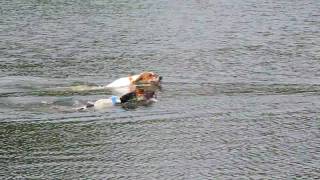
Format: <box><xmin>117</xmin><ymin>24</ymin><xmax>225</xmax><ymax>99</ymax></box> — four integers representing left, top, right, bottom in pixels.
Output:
<box><xmin>105</xmin><ymin>72</ymin><xmax>161</xmax><ymax>88</ymax></box>
<box><xmin>104</xmin><ymin>71</ymin><xmax>162</xmax><ymax>96</ymax></box>
<box><xmin>68</xmin><ymin>72</ymin><xmax>161</xmax><ymax>96</ymax></box>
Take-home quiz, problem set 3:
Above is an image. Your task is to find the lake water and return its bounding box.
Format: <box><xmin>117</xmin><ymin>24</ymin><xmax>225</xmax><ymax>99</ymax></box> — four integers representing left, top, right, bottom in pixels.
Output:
<box><xmin>1</xmin><ymin>0</ymin><xmax>319</xmax><ymax>179</ymax></box>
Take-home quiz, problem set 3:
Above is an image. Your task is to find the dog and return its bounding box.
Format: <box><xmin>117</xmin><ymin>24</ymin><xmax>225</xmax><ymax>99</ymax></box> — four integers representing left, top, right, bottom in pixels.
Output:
<box><xmin>105</xmin><ymin>71</ymin><xmax>162</xmax><ymax>88</ymax></box>
<box><xmin>104</xmin><ymin>71</ymin><xmax>162</xmax><ymax>96</ymax></box>
<box><xmin>68</xmin><ymin>72</ymin><xmax>161</xmax><ymax>95</ymax></box>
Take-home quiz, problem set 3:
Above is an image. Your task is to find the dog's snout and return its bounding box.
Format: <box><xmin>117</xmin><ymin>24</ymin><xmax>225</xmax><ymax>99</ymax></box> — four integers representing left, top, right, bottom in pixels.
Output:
<box><xmin>159</xmin><ymin>76</ymin><xmax>163</xmax><ymax>81</ymax></box>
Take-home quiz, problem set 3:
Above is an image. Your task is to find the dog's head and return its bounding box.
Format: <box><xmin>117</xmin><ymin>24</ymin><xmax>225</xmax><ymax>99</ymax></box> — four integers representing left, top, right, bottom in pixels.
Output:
<box><xmin>133</xmin><ymin>72</ymin><xmax>162</xmax><ymax>85</ymax></box>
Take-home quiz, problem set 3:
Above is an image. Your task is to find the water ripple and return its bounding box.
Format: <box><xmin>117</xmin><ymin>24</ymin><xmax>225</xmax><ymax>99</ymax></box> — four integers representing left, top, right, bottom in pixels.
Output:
<box><xmin>1</xmin><ymin>0</ymin><xmax>320</xmax><ymax>179</ymax></box>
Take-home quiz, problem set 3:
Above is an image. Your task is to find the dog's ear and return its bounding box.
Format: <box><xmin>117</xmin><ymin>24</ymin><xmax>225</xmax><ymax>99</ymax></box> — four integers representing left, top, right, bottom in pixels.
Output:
<box><xmin>132</xmin><ymin>76</ymin><xmax>142</xmax><ymax>84</ymax></box>
<box><xmin>131</xmin><ymin>72</ymin><xmax>145</xmax><ymax>84</ymax></box>
<box><xmin>132</xmin><ymin>72</ymin><xmax>156</xmax><ymax>84</ymax></box>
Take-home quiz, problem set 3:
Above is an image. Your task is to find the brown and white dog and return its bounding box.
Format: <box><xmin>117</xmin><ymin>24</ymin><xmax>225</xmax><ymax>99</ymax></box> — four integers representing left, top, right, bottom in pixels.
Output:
<box><xmin>105</xmin><ymin>72</ymin><xmax>162</xmax><ymax>95</ymax></box>
<box><xmin>105</xmin><ymin>71</ymin><xmax>162</xmax><ymax>88</ymax></box>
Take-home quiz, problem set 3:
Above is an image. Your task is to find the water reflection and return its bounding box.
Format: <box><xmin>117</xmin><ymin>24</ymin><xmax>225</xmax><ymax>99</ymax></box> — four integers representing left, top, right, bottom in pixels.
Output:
<box><xmin>120</xmin><ymin>84</ymin><xmax>161</xmax><ymax>109</ymax></box>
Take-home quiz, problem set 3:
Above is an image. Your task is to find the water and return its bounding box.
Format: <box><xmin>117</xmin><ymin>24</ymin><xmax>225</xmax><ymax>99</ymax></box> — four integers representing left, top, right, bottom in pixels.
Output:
<box><xmin>1</xmin><ymin>0</ymin><xmax>320</xmax><ymax>179</ymax></box>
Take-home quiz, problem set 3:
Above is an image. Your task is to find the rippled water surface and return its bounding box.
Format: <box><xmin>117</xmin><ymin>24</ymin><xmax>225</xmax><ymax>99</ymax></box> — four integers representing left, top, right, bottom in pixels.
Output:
<box><xmin>1</xmin><ymin>0</ymin><xmax>320</xmax><ymax>179</ymax></box>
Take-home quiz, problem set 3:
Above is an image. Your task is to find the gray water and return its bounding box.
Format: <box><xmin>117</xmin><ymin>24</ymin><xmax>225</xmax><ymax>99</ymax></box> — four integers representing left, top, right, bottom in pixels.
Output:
<box><xmin>1</xmin><ymin>0</ymin><xmax>320</xmax><ymax>179</ymax></box>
